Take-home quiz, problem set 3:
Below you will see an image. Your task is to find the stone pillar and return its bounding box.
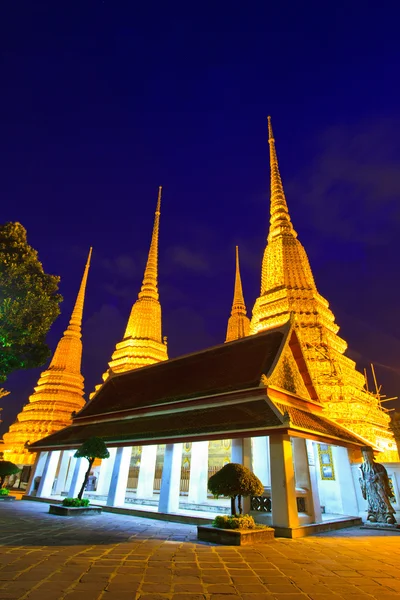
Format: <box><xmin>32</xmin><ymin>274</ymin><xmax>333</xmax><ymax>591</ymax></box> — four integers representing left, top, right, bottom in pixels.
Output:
<box><xmin>26</xmin><ymin>451</ymin><xmax>47</xmax><ymax>495</ymax></box>
<box><xmin>270</xmin><ymin>434</ymin><xmax>299</xmax><ymax>529</ymax></box>
<box><xmin>332</xmin><ymin>445</ymin><xmax>359</xmax><ymax>516</ymax></box>
<box><xmin>188</xmin><ymin>441</ymin><xmax>209</xmax><ymax>504</ymax></box>
<box><xmin>231</xmin><ymin>438</ymin><xmax>243</xmax><ymax>463</ymax></box>
<box><xmin>96</xmin><ymin>447</ymin><xmax>117</xmax><ymax>495</ymax></box>
<box><xmin>252</xmin><ymin>436</ymin><xmax>270</xmax><ymax>485</ymax></box>
<box><xmin>107</xmin><ymin>446</ymin><xmax>132</xmax><ymax>507</ymax></box>
<box><xmin>54</xmin><ymin>451</ymin><xmax>73</xmax><ymax>495</ymax></box>
<box><xmin>231</xmin><ymin>438</ymin><xmax>252</xmax><ymax>512</ymax></box>
<box><xmin>136</xmin><ymin>445</ymin><xmax>157</xmax><ymax>499</ymax></box>
<box><xmin>306</xmin><ymin>440</ymin><xmax>322</xmax><ymax>522</ymax></box>
<box><xmin>65</xmin><ymin>456</ymin><xmax>77</xmax><ymax>492</ymax></box>
<box><xmin>68</xmin><ymin>457</ymin><xmax>87</xmax><ymax>498</ymax></box>
<box><xmin>37</xmin><ymin>451</ymin><xmax>61</xmax><ymax>498</ymax></box>
<box><xmin>292</xmin><ymin>437</ymin><xmax>314</xmax><ymax>519</ymax></box>
<box><xmin>158</xmin><ymin>443</ymin><xmax>183</xmax><ymax>513</ymax></box>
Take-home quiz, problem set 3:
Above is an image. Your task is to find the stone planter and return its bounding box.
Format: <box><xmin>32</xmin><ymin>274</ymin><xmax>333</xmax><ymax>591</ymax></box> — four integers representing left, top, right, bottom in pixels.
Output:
<box><xmin>197</xmin><ymin>524</ymin><xmax>274</xmax><ymax>545</ymax></box>
<box><xmin>49</xmin><ymin>504</ymin><xmax>102</xmax><ymax>516</ymax></box>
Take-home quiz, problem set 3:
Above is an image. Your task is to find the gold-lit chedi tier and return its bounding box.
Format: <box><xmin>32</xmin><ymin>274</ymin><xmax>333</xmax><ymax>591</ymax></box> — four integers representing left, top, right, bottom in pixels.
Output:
<box><xmin>225</xmin><ymin>246</ymin><xmax>250</xmax><ymax>342</ymax></box>
<box><xmin>2</xmin><ymin>249</ymin><xmax>92</xmax><ymax>465</ymax></box>
<box><xmin>91</xmin><ymin>187</ymin><xmax>168</xmax><ymax>397</ymax></box>
<box><xmin>250</xmin><ymin>117</ymin><xmax>398</xmax><ymax>461</ymax></box>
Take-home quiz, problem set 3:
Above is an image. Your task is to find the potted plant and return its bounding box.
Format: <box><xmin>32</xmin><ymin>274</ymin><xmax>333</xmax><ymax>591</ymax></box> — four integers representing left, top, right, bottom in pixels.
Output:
<box><xmin>197</xmin><ymin>463</ymin><xmax>274</xmax><ymax>545</ymax></box>
<box><xmin>49</xmin><ymin>437</ymin><xmax>110</xmax><ymax>516</ymax></box>
<box><xmin>0</xmin><ymin>461</ymin><xmax>20</xmax><ymax>501</ymax></box>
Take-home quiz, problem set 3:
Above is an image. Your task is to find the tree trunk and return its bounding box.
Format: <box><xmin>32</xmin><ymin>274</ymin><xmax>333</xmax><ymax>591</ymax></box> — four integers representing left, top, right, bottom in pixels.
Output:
<box><xmin>238</xmin><ymin>494</ymin><xmax>242</xmax><ymax>515</ymax></box>
<box><xmin>0</xmin><ymin>476</ymin><xmax>4</xmax><ymax>488</ymax></box>
<box><xmin>231</xmin><ymin>496</ymin><xmax>236</xmax><ymax>516</ymax></box>
<box><xmin>77</xmin><ymin>458</ymin><xmax>94</xmax><ymax>500</ymax></box>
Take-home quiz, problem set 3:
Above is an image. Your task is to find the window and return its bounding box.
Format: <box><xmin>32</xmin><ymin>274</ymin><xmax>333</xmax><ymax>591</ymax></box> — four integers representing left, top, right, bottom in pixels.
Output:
<box><xmin>318</xmin><ymin>444</ymin><xmax>335</xmax><ymax>480</ymax></box>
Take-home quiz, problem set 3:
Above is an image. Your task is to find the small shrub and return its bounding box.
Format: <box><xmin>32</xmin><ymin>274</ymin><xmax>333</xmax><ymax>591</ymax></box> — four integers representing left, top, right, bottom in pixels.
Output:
<box><xmin>62</xmin><ymin>497</ymin><xmax>90</xmax><ymax>508</ymax></box>
<box><xmin>208</xmin><ymin>463</ymin><xmax>264</xmax><ymax>515</ymax></box>
<box><xmin>0</xmin><ymin>488</ymin><xmax>10</xmax><ymax>496</ymax></box>
<box><xmin>213</xmin><ymin>514</ymin><xmax>257</xmax><ymax>530</ymax></box>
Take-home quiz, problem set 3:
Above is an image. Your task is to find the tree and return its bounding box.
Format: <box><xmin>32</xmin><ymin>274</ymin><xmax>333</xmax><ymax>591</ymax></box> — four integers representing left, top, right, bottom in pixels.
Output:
<box><xmin>75</xmin><ymin>437</ymin><xmax>110</xmax><ymax>500</ymax></box>
<box><xmin>0</xmin><ymin>460</ymin><xmax>21</xmax><ymax>488</ymax></box>
<box><xmin>208</xmin><ymin>462</ymin><xmax>264</xmax><ymax>515</ymax></box>
<box><xmin>0</xmin><ymin>222</ymin><xmax>62</xmax><ymax>382</ymax></box>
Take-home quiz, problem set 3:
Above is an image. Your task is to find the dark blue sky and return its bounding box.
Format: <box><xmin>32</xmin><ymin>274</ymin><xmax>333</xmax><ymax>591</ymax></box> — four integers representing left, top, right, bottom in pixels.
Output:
<box><xmin>1</xmin><ymin>2</ymin><xmax>400</xmax><ymax>434</ymax></box>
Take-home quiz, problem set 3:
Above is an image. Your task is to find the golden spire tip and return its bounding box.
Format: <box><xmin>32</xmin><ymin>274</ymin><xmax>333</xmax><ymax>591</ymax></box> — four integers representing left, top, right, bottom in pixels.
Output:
<box><xmin>268</xmin><ymin>116</ymin><xmax>274</xmax><ymax>142</ymax></box>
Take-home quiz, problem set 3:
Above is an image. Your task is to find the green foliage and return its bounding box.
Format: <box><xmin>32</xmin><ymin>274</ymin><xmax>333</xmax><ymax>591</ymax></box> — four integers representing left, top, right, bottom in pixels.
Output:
<box><xmin>75</xmin><ymin>437</ymin><xmax>110</xmax><ymax>500</ymax></box>
<box><xmin>0</xmin><ymin>460</ymin><xmax>21</xmax><ymax>487</ymax></box>
<box><xmin>0</xmin><ymin>488</ymin><xmax>10</xmax><ymax>496</ymax></box>
<box><xmin>75</xmin><ymin>437</ymin><xmax>110</xmax><ymax>461</ymax></box>
<box><xmin>213</xmin><ymin>514</ymin><xmax>257</xmax><ymax>530</ymax></box>
<box><xmin>62</xmin><ymin>497</ymin><xmax>90</xmax><ymax>507</ymax></box>
<box><xmin>208</xmin><ymin>463</ymin><xmax>264</xmax><ymax>499</ymax></box>
<box><xmin>0</xmin><ymin>222</ymin><xmax>62</xmax><ymax>382</ymax></box>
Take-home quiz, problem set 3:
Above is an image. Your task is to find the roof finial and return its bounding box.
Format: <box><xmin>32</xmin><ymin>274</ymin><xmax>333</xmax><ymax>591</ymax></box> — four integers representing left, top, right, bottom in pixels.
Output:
<box><xmin>66</xmin><ymin>247</ymin><xmax>93</xmax><ymax>337</ymax></box>
<box><xmin>267</xmin><ymin>117</ymin><xmax>296</xmax><ymax>241</ymax></box>
<box><xmin>139</xmin><ymin>186</ymin><xmax>162</xmax><ymax>300</ymax></box>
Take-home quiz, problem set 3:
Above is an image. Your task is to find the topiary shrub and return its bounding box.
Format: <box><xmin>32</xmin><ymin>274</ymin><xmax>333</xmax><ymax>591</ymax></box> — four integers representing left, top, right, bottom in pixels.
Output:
<box><xmin>62</xmin><ymin>497</ymin><xmax>90</xmax><ymax>507</ymax></box>
<box><xmin>0</xmin><ymin>488</ymin><xmax>10</xmax><ymax>496</ymax></box>
<box><xmin>208</xmin><ymin>462</ymin><xmax>264</xmax><ymax>515</ymax></box>
<box><xmin>74</xmin><ymin>437</ymin><xmax>110</xmax><ymax>500</ymax></box>
<box><xmin>213</xmin><ymin>514</ymin><xmax>257</xmax><ymax>530</ymax></box>
<box><xmin>0</xmin><ymin>461</ymin><xmax>21</xmax><ymax>488</ymax></box>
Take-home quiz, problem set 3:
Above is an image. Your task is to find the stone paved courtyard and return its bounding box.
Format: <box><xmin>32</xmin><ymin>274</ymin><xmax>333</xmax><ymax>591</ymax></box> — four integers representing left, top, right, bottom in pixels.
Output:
<box><xmin>1</xmin><ymin>501</ymin><xmax>400</xmax><ymax>600</ymax></box>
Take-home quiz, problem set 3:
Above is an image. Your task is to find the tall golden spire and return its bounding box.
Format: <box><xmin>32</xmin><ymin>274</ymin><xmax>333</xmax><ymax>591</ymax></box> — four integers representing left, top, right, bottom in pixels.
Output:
<box><xmin>2</xmin><ymin>249</ymin><xmax>92</xmax><ymax>465</ymax></box>
<box><xmin>98</xmin><ymin>187</ymin><xmax>168</xmax><ymax>383</ymax></box>
<box><xmin>267</xmin><ymin>116</ymin><xmax>297</xmax><ymax>242</ymax></box>
<box><xmin>225</xmin><ymin>246</ymin><xmax>250</xmax><ymax>342</ymax></box>
<box><xmin>250</xmin><ymin>118</ymin><xmax>398</xmax><ymax>460</ymax></box>
<box><xmin>138</xmin><ymin>185</ymin><xmax>161</xmax><ymax>301</ymax></box>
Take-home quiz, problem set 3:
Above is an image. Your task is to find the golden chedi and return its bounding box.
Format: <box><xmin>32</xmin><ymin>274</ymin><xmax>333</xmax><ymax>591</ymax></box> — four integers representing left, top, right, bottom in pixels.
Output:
<box><xmin>225</xmin><ymin>246</ymin><xmax>250</xmax><ymax>342</ymax></box>
<box><xmin>2</xmin><ymin>249</ymin><xmax>92</xmax><ymax>465</ymax></box>
<box><xmin>250</xmin><ymin>117</ymin><xmax>398</xmax><ymax>460</ymax></box>
<box><xmin>92</xmin><ymin>187</ymin><xmax>168</xmax><ymax>396</ymax></box>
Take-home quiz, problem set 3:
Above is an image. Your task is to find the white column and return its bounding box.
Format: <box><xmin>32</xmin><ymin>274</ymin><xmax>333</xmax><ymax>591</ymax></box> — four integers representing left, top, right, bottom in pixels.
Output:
<box><xmin>136</xmin><ymin>445</ymin><xmax>157</xmax><ymax>499</ymax></box>
<box><xmin>292</xmin><ymin>437</ymin><xmax>314</xmax><ymax>519</ymax></box>
<box><xmin>95</xmin><ymin>447</ymin><xmax>116</xmax><ymax>495</ymax></box>
<box><xmin>270</xmin><ymin>434</ymin><xmax>299</xmax><ymax>528</ymax></box>
<box><xmin>26</xmin><ymin>451</ymin><xmax>47</xmax><ymax>495</ymax></box>
<box><xmin>37</xmin><ymin>451</ymin><xmax>61</xmax><ymax>498</ymax></box>
<box><xmin>65</xmin><ymin>456</ymin><xmax>77</xmax><ymax>492</ymax></box>
<box><xmin>68</xmin><ymin>457</ymin><xmax>87</xmax><ymax>498</ymax></box>
<box><xmin>107</xmin><ymin>446</ymin><xmax>131</xmax><ymax>507</ymax></box>
<box><xmin>306</xmin><ymin>440</ymin><xmax>322</xmax><ymax>522</ymax></box>
<box><xmin>188</xmin><ymin>441</ymin><xmax>209</xmax><ymax>504</ymax></box>
<box><xmin>252</xmin><ymin>436</ymin><xmax>270</xmax><ymax>485</ymax></box>
<box><xmin>230</xmin><ymin>438</ymin><xmax>252</xmax><ymax>513</ymax></box>
<box><xmin>158</xmin><ymin>443</ymin><xmax>183</xmax><ymax>513</ymax></box>
<box><xmin>332</xmin><ymin>445</ymin><xmax>359</xmax><ymax>516</ymax></box>
<box><xmin>54</xmin><ymin>451</ymin><xmax>73</xmax><ymax>494</ymax></box>
<box><xmin>231</xmin><ymin>438</ymin><xmax>243</xmax><ymax>463</ymax></box>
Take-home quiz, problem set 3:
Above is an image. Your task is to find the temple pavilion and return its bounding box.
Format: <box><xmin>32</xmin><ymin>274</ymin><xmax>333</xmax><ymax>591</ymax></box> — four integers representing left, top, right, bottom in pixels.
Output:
<box><xmin>3</xmin><ymin>118</ymin><xmax>400</xmax><ymax>535</ymax></box>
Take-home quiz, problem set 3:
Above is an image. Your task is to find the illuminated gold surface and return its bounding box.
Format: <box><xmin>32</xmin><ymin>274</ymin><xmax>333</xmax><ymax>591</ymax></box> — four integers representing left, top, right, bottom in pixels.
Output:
<box><xmin>92</xmin><ymin>187</ymin><xmax>168</xmax><ymax>395</ymax></box>
<box><xmin>225</xmin><ymin>246</ymin><xmax>250</xmax><ymax>342</ymax></box>
<box><xmin>250</xmin><ymin>117</ymin><xmax>398</xmax><ymax>461</ymax></box>
<box><xmin>2</xmin><ymin>249</ymin><xmax>92</xmax><ymax>465</ymax></box>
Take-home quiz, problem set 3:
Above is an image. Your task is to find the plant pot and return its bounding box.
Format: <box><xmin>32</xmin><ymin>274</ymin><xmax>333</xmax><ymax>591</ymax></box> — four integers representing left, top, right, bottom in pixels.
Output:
<box><xmin>49</xmin><ymin>504</ymin><xmax>102</xmax><ymax>516</ymax></box>
<box><xmin>197</xmin><ymin>524</ymin><xmax>275</xmax><ymax>545</ymax></box>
